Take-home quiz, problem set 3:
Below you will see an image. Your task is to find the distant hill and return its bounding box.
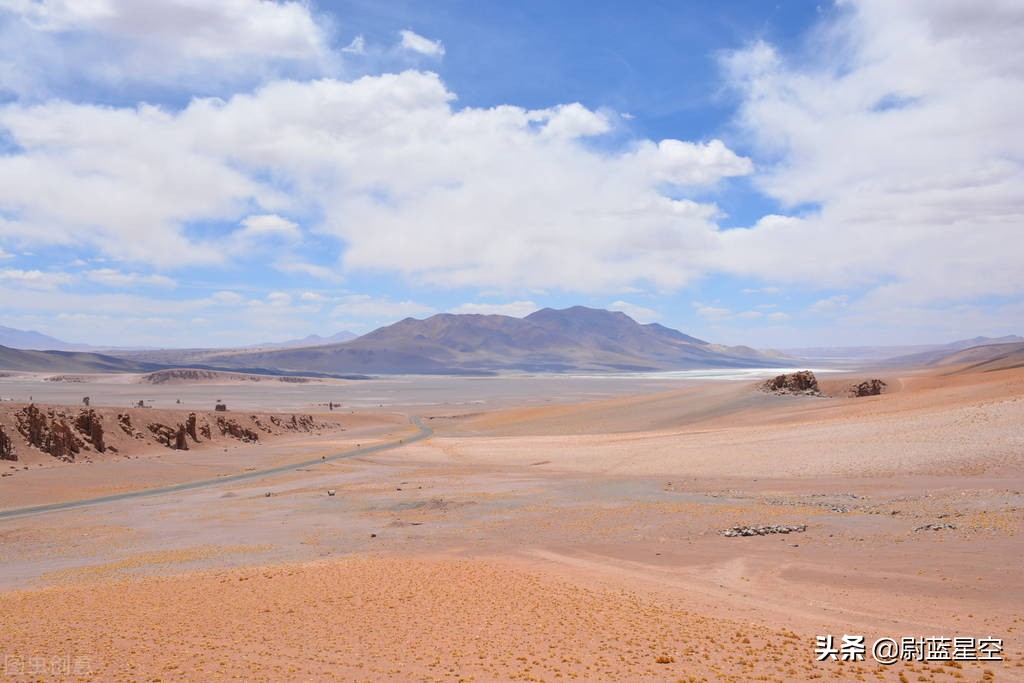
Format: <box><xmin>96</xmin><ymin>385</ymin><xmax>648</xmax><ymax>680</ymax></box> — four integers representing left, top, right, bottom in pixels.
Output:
<box><xmin>0</xmin><ymin>325</ymin><xmax>88</xmax><ymax>351</ymax></box>
<box><xmin>884</xmin><ymin>335</ymin><xmax>1024</xmax><ymax>366</ymax></box>
<box><xmin>0</xmin><ymin>345</ymin><xmax>160</xmax><ymax>373</ymax></box>
<box><xmin>787</xmin><ymin>335</ymin><xmax>1024</xmax><ymax>362</ymax></box>
<box><xmin>251</xmin><ymin>330</ymin><xmax>359</xmax><ymax>349</ymax></box>
<box><xmin>923</xmin><ymin>342</ymin><xmax>1024</xmax><ymax>374</ymax></box>
<box><xmin>179</xmin><ymin>306</ymin><xmax>786</xmax><ymax>375</ymax></box>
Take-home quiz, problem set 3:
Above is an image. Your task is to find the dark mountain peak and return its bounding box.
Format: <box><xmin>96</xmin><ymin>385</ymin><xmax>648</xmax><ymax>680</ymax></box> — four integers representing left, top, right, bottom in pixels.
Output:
<box><xmin>644</xmin><ymin>323</ymin><xmax>708</xmax><ymax>346</ymax></box>
<box><xmin>527</xmin><ymin>305</ymin><xmax>632</xmax><ymax>324</ymax></box>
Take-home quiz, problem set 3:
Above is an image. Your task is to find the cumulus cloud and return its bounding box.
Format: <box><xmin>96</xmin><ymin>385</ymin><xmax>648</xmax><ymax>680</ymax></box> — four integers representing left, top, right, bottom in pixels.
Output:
<box><xmin>719</xmin><ymin>0</ymin><xmax>1024</xmax><ymax>305</ymax></box>
<box><xmin>448</xmin><ymin>301</ymin><xmax>538</xmax><ymax>317</ymax></box>
<box><xmin>398</xmin><ymin>29</ymin><xmax>444</xmax><ymax>57</ymax></box>
<box><xmin>0</xmin><ymin>0</ymin><xmax>335</xmax><ymax>97</ymax></box>
<box><xmin>237</xmin><ymin>214</ymin><xmax>300</xmax><ymax>238</ymax></box>
<box><xmin>0</xmin><ymin>71</ymin><xmax>750</xmax><ymax>289</ymax></box>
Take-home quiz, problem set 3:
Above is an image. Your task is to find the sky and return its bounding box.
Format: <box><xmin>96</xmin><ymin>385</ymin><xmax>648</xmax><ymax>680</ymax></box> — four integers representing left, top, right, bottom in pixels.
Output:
<box><xmin>0</xmin><ymin>0</ymin><xmax>1021</xmax><ymax>349</ymax></box>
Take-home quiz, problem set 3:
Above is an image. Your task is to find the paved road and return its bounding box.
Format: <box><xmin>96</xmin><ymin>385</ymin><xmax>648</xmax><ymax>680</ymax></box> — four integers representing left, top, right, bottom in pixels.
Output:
<box><xmin>0</xmin><ymin>416</ymin><xmax>432</xmax><ymax>521</ymax></box>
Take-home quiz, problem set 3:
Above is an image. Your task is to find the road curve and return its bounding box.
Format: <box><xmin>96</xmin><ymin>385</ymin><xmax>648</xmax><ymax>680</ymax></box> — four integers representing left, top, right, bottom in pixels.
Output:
<box><xmin>0</xmin><ymin>416</ymin><xmax>433</xmax><ymax>521</ymax></box>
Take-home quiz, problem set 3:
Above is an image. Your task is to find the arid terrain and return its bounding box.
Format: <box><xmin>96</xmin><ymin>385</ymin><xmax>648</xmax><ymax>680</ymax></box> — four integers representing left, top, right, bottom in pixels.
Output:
<box><xmin>0</xmin><ymin>362</ymin><xmax>1021</xmax><ymax>681</ymax></box>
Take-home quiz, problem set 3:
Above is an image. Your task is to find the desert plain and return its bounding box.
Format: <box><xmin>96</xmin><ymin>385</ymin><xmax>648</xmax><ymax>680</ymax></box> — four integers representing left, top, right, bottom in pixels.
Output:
<box><xmin>0</xmin><ymin>363</ymin><xmax>1021</xmax><ymax>682</ymax></box>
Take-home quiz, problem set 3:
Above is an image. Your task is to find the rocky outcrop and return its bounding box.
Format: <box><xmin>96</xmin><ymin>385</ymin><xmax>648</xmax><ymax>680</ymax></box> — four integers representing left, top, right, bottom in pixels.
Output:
<box><xmin>185</xmin><ymin>413</ymin><xmax>199</xmax><ymax>442</ymax></box>
<box><xmin>760</xmin><ymin>371</ymin><xmax>820</xmax><ymax>396</ymax></box>
<box><xmin>914</xmin><ymin>523</ymin><xmax>956</xmax><ymax>532</ymax></box>
<box><xmin>216</xmin><ymin>417</ymin><xmax>259</xmax><ymax>443</ymax></box>
<box><xmin>721</xmin><ymin>524</ymin><xmax>807</xmax><ymax>537</ymax></box>
<box><xmin>147</xmin><ymin>423</ymin><xmax>189</xmax><ymax>450</ymax></box>
<box><xmin>850</xmin><ymin>379</ymin><xmax>886</xmax><ymax>397</ymax></box>
<box><xmin>0</xmin><ymin>426</ymin><xmax>15</xmax><ymax>461</ymax></box>
<box><xmin>117</xmin><ymin>413</ymin><xmax>144</xmax><ymax>439</ymax></box>
<box><xmin>74</xmin><ymin>409</ymin><xmax>106</xmax><ymax>453</ymax></box>
<box><xmin>47</xmin><ymin>420</ymin><xmax>81</xmax><ymax>461</ymax></box>
<box><xmin>15</xmin><ymin>404</ymin><xmax>83</xmax><ymax>461</ymax></box>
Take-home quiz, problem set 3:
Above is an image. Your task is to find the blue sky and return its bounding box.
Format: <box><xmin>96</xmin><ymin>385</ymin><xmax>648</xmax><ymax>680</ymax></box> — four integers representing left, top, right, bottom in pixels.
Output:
<box><xmin>0</xmin><ymin>0</ymin><xmax>1020</xmax><ymax>348</ymax></box>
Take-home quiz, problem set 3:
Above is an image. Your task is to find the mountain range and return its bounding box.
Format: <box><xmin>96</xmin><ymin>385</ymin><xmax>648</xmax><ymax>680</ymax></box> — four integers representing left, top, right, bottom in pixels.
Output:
<box><xmin>148</xmin><ymin>306</ymin><xmax>786</xmax><ymax>375</ymax></box>
<box><xmin>250</xmin><ymin>330</ymin><xmax>358</xmax><ymax>349</ymax></box>
<box><xmin>2</xmin><ymin>309</ymin><xmax>1020</xmax><ymax>377</ymax></box>
<box><xmin>0</xmin><ymin>325</ymin><xmax>90</xmax><ymax>352</ymax></box>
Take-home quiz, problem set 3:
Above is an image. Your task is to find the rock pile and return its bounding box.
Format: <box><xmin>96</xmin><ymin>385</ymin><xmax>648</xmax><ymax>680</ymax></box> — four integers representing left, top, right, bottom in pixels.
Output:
<box><xmin>760</xmin><ymin>371</ymin><xmax>821</xmax><ymax>396</ymax></box>
<box><xmin>914</xmin><ymin>523</ymin><xmax>957</xmax><ymax>532</ymax></box>
<box><xmin>721</xmin><ymin>524</ymin><xmax>807</xmax><ymax>537</ymax></box>
<box><xmin>850</xmin><ymin>379</ymin><xmax>887</xmax><ymax>397</ymax></box>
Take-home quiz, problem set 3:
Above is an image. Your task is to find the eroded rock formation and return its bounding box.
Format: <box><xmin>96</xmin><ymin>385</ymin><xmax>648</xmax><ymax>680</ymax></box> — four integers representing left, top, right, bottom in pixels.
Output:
<box><xmin>118</xmin><ymin>413</ymin><xmax>144</xmax><ymax>439</ymax></box>
<box><xmin>15</xmin><ymin>404</ymin><xmax>83</xmax><ymax>461</ymax></box>
<box><xmin>148</xmin><ymin>423</ymin><xmax>189</xmax><ymax>450</ymax></box>
<box><xmin>0</xmin><ymin>426</ymin><xmax>15</xmax><ymax>461</ymax></box>
<box><xmin>75</xmin><ymin>409</ymin><xmax>106</xmax><ymax>453</ymax></box>
<box><xmin>185</xmin><ymin>413</ymin><xmax>199</xmax><ymax>442</ymax></box>
<box><xmin>850</xmin><ymin>379</ymin><xmax>887</xmax><ymax>397</ymax></box>
<box><xmin>216</xmin><ymin>417</ymin><xmax>259</xmax><ymax>443</ymax></box>
<box><xmin>760</xmin><ymin>371</ymin><xmax>820</xmax><ymax>396</ymax></box>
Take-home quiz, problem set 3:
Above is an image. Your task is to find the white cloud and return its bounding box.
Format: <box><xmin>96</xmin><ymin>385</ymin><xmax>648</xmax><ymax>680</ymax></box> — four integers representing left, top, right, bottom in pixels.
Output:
<box><xmin>398</xmin><ymin>29</ymin><xmax>445</xmax><ymax>57</ymax></box>
<box><xmin>273</xmin><ymin>261</ymin><xmax>341</xmax><ymax>281</ymax></box>
<box><xmin>330</xmin><ymin>295</ymin><xmax>434</xmax><ymax>320</ymax></box>
<box><xmin>210</xmin><ymin>290</ymin><xmax>245</xmax><ymax>305</ymax></box>
<box><xmin>608</xmin><ymin>300</ymin><xmax>660</xmax><ymax>323</ymax></box>
<box><xmin>0</xmin><ymin>71</ymin><xmax>750</xmax><ymax>290</ymax></box>
<box><xmin>266</xmin><ymin>291</ymin><xmax>292</xmax><ymax>307</ymax></box>
<box><xmin>807</xmin><ymin>295</ymin><xmax>849</xmax><ymax>315</ymax></box>
<box><xmin>534</xmin><ymin>103</ymin><xmax>610</xmax><ymax>139</ymax></box>
<box><xmin>85</xmin><ymin>268</ymin><xmax>176</xmax><ymax>288</ymax></box>
<box><xmin>628</xmin><ymin>138</ymin><xmax>752</xmax><ymax>186</ymax></box>
<box><xmin>341</xmin><ymin>34</ymin><xmax>366</xmax><ymax>55</ymax></box>
<box><xmin>0</xmin><ymin>268</ymin><xmax>73</xmax><ymax>289</ymax></box>
<box><xmin>0</xmin><ymin>0</ymin><xmax>334</xmax><ymax>96</ymax></box>
<box><xmin>237</xmin><ymin>213</ymin><xmax>300</xmax><ymax>238</ymax></box>
<box><xmin>448</xmin><ymin>301</ymin><xmax>538</xmax><ymax>317</ymax></box>
<box><xmin>693</xmin><ymin>302</ymin><xmax>732</xmax><ymax>321</ymax></box>
<box><xmin>719</xmin><ymin>1</ymin><xmax>1024</xmax><ymax>305</ymax></box>
<box><xmin>0</xmin><ymin>246</ymin><xmax>11</xmax><ymax>259</ymax></box>
<box><xmin>741</xmin><ymin>286</ymin><xmax>780</xmax><ymax>294</ymax></box>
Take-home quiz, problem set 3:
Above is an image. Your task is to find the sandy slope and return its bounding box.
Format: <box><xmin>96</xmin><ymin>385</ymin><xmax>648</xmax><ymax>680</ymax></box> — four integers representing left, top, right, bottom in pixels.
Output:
<box><xmin>0</xmin><ymin>363</ymin><xmax>1021</xmax><ymax>681</ymax></box>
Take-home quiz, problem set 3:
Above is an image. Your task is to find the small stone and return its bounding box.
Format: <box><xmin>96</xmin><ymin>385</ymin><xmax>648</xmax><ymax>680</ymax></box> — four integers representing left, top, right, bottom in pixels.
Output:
<box><xmin>327</xmin><ymin>489</ymin><xmax>336</xmax><ymax>496</ymax></box>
